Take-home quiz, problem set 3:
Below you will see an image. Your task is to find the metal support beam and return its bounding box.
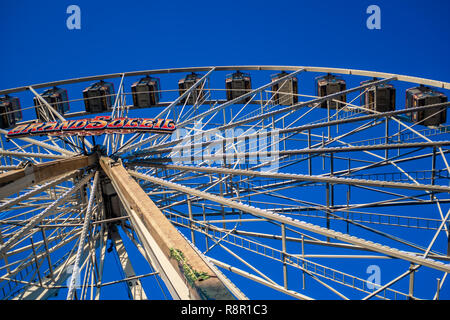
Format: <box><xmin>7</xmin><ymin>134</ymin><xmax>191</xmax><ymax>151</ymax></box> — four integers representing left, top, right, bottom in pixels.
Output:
<box><xmin>0</xmin><ymin>149</ymin><xmax>67</xmax><ymax>160</ymax></box>
<box><xmin>408</xmin><ymin>263</ymin><xmax>416</xmax><ymax>299</ymax></box>
<box><xmin>99</xmin><ymin>157</ymin><xmax>236</xmax><ymax>300</ymax></box>
<box><xmin>117</xmin><ymin>68</ymin><xmax>304</xmax><ymax>156</ymax></box>
<box><xmin>133</xmin><ymin>162</ymin><xmax>450</xmax><ymax>194</ymax></box>
<box><xmin>114</xmin><ymin>68</ymin><xmax>216</xmax><ymax>155</ymax></box>
<box><xmin>14</xmin><ymin>240</ymin><xmax>91</xmax><ymax>300</ymax></box>
<box><xmin>134</xmin><ymin>139</ymin><xmax>450</xmax><ymax>159</ymax></box>
<box><xmin>133</xmin><ymin>100</ymin><xmax>450</xmax><ymax>156</ymax></box>
<box><xmin>176</xmin><ymin>68</ymin><xmax>305</xmax><ymax>129</ymax></box>
<box><xmin>29</xmin><ymin>86</ymin><xmax>93</xmax><ymax>150</ymax></box>
<box><xmin>281</xmin><ymin>223</ymin><xmax>288</xmax><ymax>289</ymax></box>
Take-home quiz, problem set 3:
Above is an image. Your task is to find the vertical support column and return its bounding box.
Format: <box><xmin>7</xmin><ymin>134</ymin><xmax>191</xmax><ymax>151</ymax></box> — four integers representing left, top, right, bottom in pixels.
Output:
<box><xmin>281</xmin><ymin>223</ymin><xmax>288</xmax><ymax>289</ymax></box>
<box><xmin>346</xmin><ymin>158</ymin><xmax>351</xmax><ymax>233</ymax></box>
<box><xmin>202</xmin><ymin>204</ymin><xmax>209</xmax><ymax>251</ymax></box>
<box><xmin>307</xmin><ymin>129</ymin><xmax>312</xmax><ymax>175</ymax></box>
<box><xmin>30</xmin><ymin>237</ymin><xmax>43</xmax><ymax>287</ymax></box>
<box><xmin>301</xmin><ymin>235</ymin><xmax>305</xmax><ymax>290</ymax></box>
<box><xmin>436</xmin><ymin>278</ymin><xmax>441</xmax><ymax>300</ymax></box>
<box><xmin>321</xmin><ymin>132</ymin><xmax>325</xmax><ymax>170</ymax></box>
<box><xmin>40</xmin><ymin>228</ymin><xmax>54</xmax><ymax>280</ymax></box>
<box><xmin>408</xmin><ymin>263</ymin><xmax>415</xmax><ymax>300</ymax></box>
<box><xmin>67</xmin><ymin>171</ymin><xmax>99</xmax><ymax>300</ymax></box>
<box><xmin>326</xmin><ymin>151</ymin><xmax>333</xmax><ymax>237</ymax></box>
<box><xmin>95</xmin><ymin>221</ymin><xmax>108</xmax><ymax>300</ymax></box>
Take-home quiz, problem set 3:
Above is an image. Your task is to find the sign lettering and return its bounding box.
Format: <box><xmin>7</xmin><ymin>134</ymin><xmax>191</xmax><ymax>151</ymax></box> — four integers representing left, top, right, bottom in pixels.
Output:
<box><xmin>7</xmin><ymin>116</ymin><xmax>176</xmax><ymax>138</ymax></box>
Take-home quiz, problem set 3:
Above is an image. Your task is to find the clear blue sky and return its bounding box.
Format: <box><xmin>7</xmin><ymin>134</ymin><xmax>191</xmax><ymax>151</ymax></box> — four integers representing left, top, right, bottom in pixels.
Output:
<box><xmin>1</xmin><ymin>0</ymin><xmax>449</xmax><ymax>300</ymax></box>
<box><xmin>1</xmin><ymin>0</ymin><xmax>449</xmax><ymax>89</ymax></box>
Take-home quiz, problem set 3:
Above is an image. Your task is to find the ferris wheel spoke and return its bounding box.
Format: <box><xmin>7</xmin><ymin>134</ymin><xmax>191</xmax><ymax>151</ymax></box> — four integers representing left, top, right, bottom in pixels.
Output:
<box><xmin>0</xmin><ymin>208</ymin><xmax>83</xmax><ymax>271</ymax></box>
<box><xmin>1</xmin><ymin>224</ymin><xmax>83</xmax><ymax>294</ymax></box>
<box><xmin>29</xmin><ymin>86</ymin><xmax>91</xmax><ymax>153</ymax></box>
<box><xmin>138</xmin><ymin>99</ymin><xmax>450</xmax><ymax>165</ymax></box>
<box><xmin>390</xmin><ymin>115</ymin><xmax>450</xmax><ymax>174</ymax></box>
<box><xmin>99</xmin><ymin>156</ymin><xmax>237</xmax><ymax>300</ymax></box>
<box><xmin>110</xmin><ymin>73</ymin><xmax>125</xmax><ymax>119</ymax></box>
<box><xmin>128</xmin><ymin>103</ymin><xmax>379</xmax><ymax>162</ymax></box>
<box><xmin>160</xmin><ymin>76</ymin><xmax>396</xmax><ymax>153</ymax></box>
<box><xmin>0</xmin><ymin>170</ymin><xmax>79</xmax><ymax>213</ymax></box>
<box><xmin>0</xmin><ymin>171</ymin><xmax>94</xmax><ymax>257</ymax></box>
<box><xmin>11</xmin><ymin>230</ymin><xmax>91</xmax><ymax>300</ymax></box>
<box><xmin>114</xmin><ymin>68</ymin><xmax>217</xmax><ymax>156</ymax></box>
<box><xmin>170</xmin><ymin>213</ymin><xmax>409</xmax><ymax>300</ymax></box>
<box><xmin>149</xmin><ymin>165</ymin><xmax>445</xmax><ymax>246</ymax></box>
<box><xmin>177</xmin><ymin>69</ymin><xmax>305</xmax><ymax>129</ymax></box>
<box><xmin>131</xmin><ymin>162</ymin><xmax>450</xmax><ymax>194</ymax></box>
<box><xmin>117</xmin><ymin>69</ymin><xmax>302</xmax><ymax>157</ymax></box>
<box><xmin>0</xmin><ymin>149</ymin><xmax>67</xmax><ymax>161</ymax></box>
<box><xmin>0</xmin><ymin>134</ymin><xmax>77</xmax><ymax>158</ymax></box>
<box><xmin>338</xmin><ymin>101</ymin><xmax>450</xmax><ymax>188</ymax></box>
<box><xmin>106</xmin><ymin>73</ymin><xmax>126</xmax><ymax>153</ymax></box>
<box><xmin>227</xmin><ymin>76</ymin><xmax>397</xmax><ymax>130</ymax></box>
<box><xmin>130</xmin><ymin>170</ymin><xmax>450</xmax><ymax>273</ymax></box>
<box><xmin>0</xmin><ymin>154</ymin><xmax>96</xmax><ymax>199</ymax></box>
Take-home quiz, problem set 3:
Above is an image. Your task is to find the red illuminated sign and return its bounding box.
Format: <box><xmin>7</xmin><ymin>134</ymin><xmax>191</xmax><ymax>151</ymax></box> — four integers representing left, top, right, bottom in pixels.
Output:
<box><xmin>7</xmin><ymin>116</ymin><xmax>176</xmax><ymax>138</ymax></box>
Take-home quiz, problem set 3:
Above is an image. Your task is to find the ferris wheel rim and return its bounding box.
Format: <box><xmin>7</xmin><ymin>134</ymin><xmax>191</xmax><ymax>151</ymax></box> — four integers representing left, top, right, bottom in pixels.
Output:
<box><xmin>1</xmin><ymin>65</ymin><xmax>449</xmax><ymax>96</ymax></box>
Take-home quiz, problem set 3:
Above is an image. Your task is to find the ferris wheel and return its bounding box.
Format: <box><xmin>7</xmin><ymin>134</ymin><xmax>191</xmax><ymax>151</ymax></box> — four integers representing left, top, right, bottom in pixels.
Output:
<box><xmin>0</xmin><ymin>65</ymin><xmax>449</xmax><ymax>300</ymax></box>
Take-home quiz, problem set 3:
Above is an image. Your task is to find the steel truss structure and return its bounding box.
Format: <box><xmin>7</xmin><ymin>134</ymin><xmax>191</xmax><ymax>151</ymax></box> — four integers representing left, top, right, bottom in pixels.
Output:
<box><xmin>0</xmin><ymin>65</ymin><xmax>449</xmax><ymax>300</ymax></box>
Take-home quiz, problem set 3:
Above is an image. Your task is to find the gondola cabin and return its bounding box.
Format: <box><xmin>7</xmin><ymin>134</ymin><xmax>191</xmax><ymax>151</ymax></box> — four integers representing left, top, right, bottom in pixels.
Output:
<box><xmin>33</xmin><ymin>87</ymin><xmax>70</xmax><ymax>122</ymax></box>
<box><xmin>271</xmin><ymin>71</ymin><xmax>298</xmax><ymax>106</ymax></box>
<box><xmin>0</xmin><ymin>95</ymin><xmax>22</xmax><ymax>129</ymax></box>
<box><xmin>131</xmin><ymin>76</ymin><xmax>161</xmax><ymax>107</ymax></box>
<box><xmin>178</xmin><ymin>72</ymin><xmax>205</xmax><ymax>105</ymax></box>
<box><xmin>360</xmin><ymin>78</ymin><xmax>396</xmax><ymax>113</ymax></box>
<box><xmin>83</xmin><ymin>80</ymin><xmax>115</xmax><ymax>113</ymax></box>
<box><xmin>225</xmin><ymin>71</ymin><xmax>252</xmax><ymax>102</ymax></box>
<box><xmin>406</xmin><ymin>85</ymin><xmax>447</xmax><ymax>126</ymax></box>
<box><xmin>315</xmin><ymin>74</ymin><xmax>346</xmax><ymax>109</ymax></box>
